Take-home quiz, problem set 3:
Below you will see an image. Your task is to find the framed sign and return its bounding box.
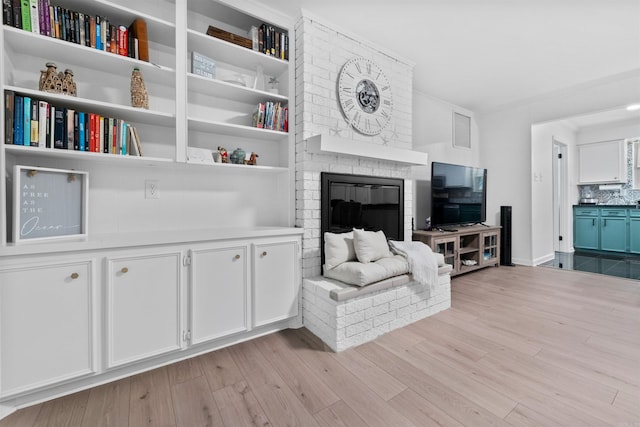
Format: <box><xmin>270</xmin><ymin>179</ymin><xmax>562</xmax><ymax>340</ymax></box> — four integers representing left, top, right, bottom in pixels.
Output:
<box><xmin>453</xmin><ymin>112</ymin><xmax>471</xmax><ymax>150</ymax></box>
<box><xmin>13</xmin><ymin>166</ymin><xmax>88</xmax><ymax>243</ymax></box>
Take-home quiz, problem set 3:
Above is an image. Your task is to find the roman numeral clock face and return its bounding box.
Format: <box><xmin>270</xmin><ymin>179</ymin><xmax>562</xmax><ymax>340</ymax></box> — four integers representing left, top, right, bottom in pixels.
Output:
<box><xmin>338</xmin><ymin>57</ymin><xmax>393</xmax><ymax>135</ymax></box>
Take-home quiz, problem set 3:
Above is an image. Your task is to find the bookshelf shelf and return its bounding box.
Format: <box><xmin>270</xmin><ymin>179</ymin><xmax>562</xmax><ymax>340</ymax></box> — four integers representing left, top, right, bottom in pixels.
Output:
<box><xmin>5</xmin><ymin>86</ymin><xmax>175</xmax><ymax>126</ymax></box>
<box><xmin>187</xmin><ymin>73</ymin><xmax>287</xmax><ymax>104</ymax></box>
<box><xmin>186</xmin><ymin>160</ymin><xmax>288</xmax><ymax>174</ymax></box>
<box><xmin>5</xmin><ymin>144</ymin><xmax>172</xmax><ymax>164</ymax></box>
<box><xmin>188</xmin><ymin>116</ymin><xmax>287</xmax><ymax>141</ymax></box>
<box><xmin>3</xmin><ymin>27</ymin><xmax>175</xmax><ymax>82</ymax></box>
<box><xmin>186</xmin><ymin>28</ymin><xmax>288</xmax><ymax>78</ymax></box>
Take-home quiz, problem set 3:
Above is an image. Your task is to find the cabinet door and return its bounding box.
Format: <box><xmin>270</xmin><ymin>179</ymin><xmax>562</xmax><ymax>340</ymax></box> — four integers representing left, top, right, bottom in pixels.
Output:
<box><xmin>600</xmin><ymin>217</ymin><xmax>628</xmax><ymax>252</ymax></box>
<box><xmin>190</xmin><ymin>245</ymin><xmax>248</xmax><ymax>345</ymax></box>
<box><xmin>631</xmin><ymin>218</ymin><xmax>640</xmax><ymax>254</ymax></box>
<box><xmin>0</xmin><ymin>261</ymin><xmax>94</xmax><ymax>397</ymax></box>
<box><xmin>481</xmin><ymin>231</ymin><xmax>500</xmax><ymax>266</ymax></box>
<box><xmin>578</xmin><ymin>140</ymin><xmax>626</xmax><ymax>184</ymax></box>
<box><xmin>253</xmin><ymin>240</ymin><xmax>299</xmax><ymax>328</ymax></box>
<box><xmin>432</xmin><ymin>237</ymin><xmax>458</xmax><ymax>272</ymax></box>
<box><xmin>574</xmin><ymin>217</ymin><xmax>599</xmax><ymax>250</ymax></box>
<box><xmin>106</xmin><ymin>252</ymin><xmax>182</xmax><ymax>368</ymax></box>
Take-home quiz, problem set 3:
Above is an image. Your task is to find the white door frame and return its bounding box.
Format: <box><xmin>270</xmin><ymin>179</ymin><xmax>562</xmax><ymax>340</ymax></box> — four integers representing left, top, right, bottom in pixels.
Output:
<box><xmin>552</xmin><ymin>138</ymin><xmax>570</xmax><ymax>252</ymax></box>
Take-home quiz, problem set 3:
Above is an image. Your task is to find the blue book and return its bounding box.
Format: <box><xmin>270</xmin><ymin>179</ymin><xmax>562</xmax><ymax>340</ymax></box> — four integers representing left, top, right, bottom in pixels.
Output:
<box><xmin>13</xmin><ymin>95</ymin><xmax>23</xmax><ymax>145</ymax></box>
<box><xmin>95</xmin><ymin>15</ymin><xmax>101</xmax><ymax>50</ymax></box>
<box><xmin>53</xmin><ymin>107</ymin><xmax>64</xmax><ymax>149</ymax></box>
<box><xmin>22</xmin><ymin>96</ymin><xmax>30</xmax><ymax>146</ymax></box>
<box><xmin>78</xmin><ymin>111</ymin><xmax>85</xmax><ymax>151</ymax></box>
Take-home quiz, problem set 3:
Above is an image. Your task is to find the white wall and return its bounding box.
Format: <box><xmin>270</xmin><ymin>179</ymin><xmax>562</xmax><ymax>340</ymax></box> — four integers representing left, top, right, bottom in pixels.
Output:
<box><xmin>530</xmin><ymin>121</ymin><xmax>577</xmax><ymax>263</ymax></box>
<box><xmin>478</xmin><ymin>71</ymin><xmax>640</xmax><ymax>265</ymax></box>
<box><xmin>412</xmin><ymin>91</ymin><xmax>480</xmax><ymax>229</ymax></box>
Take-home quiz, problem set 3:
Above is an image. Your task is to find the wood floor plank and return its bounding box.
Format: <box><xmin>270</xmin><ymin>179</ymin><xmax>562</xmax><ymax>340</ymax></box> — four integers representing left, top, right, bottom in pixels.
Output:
<box><xmin>279</xmin><ymin>329</ymin><xmax>416</xmax><ymax>427</ymax></box>
<box><xmin>229</xmin><ymin>340</ymin><xmax>321</xmax><ymax>426</ymax></box>
<box><xmin>32</xmin><ymin>390</ymin><xmax>90</xmax><ymax>427</ymax></box>
<box><xmin>200</xmin><ymin>347</ymin><xmax>244</xmax><ymax>392</ymax></box>
<box><xmin>171</xmin><ymin>376</ymin><xmax>223</xmax><ymax>427</ymax></box>
<box><xmin>211</xmin><ymin>381</ymin><xmax>270</xmax><ymax>427</ymax></box>
<box><xmin>166</xmin><ymin>356</ymin><xmax>204</xmax><ymax>386</ymax></box>
<box><xmin>0</xmin><ymin>404</ymin><xmax>42</xmax><ymax>427</ymax></box>
<box><xmin>504</xmin><ymin>403</ymin><xmax>566</xmax><ymax>427</ymax></box>
<box><xmin>128</xmin><ymin>367</ymin><xmax>176</xmax><ymax>427</ymax></box>
<box><xmin>252</xmin><ymin>332</ymin><xmax>341</xmax><ymax>414</ymax></box>
<box><xmin>313</xmin><ymin>400</ymin><xmax>368</xmax><ymax>427</ymax></box>
<box><xmin>388</xmin><ymin>388</ymin><xmax>465</xmax><ymax>427</ymax></box>
<box><xmin>81</xmin><ymin>378</ymin><xmax>131</xmax><ymax>427</ymax></box>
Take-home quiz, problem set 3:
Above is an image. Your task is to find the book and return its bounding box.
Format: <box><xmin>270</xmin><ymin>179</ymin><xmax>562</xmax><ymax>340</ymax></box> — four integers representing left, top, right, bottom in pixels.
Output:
<box><xmin>52</xmin><ymin>5</ymin><xmax>58</xmax><ymax>38</ymax></box>
<box><xmin>95</xmin><ymin>15</ymin><xmax>101</xmax><ymax>50</ymax></box>
<box><xmin>99</xmin><ymin>116</ymin><xmax>104</xmax><ymax>153</ymax></box>
<box><xmin>101</xmin><ymin>17</ymin><xmax>108</xmax><ymax>51</ymax></box>
<box><xmin>88</xmin><ymin>113</ymin><xmax>95</xmax><ymax>151</ymax></box>
<box><xmin>42</xmin><ymin>0</ymin><xmax>50</xmax><ymax>36</ymax></box>
<box><xmin>73</xmin><ymin>110</ymin><xmax>79</xmax><ymax>150</ymax></box>
<box><xmin>14</xmin><ymin>95</ymin><xmax>23</xmax><ymax>145</ymax></box>
<box><xmin>3</xmin><ymin>0</ymin><xmax>12</xmax><ymax>26</ymax></box>
<box><xmin>4</xmin><ymin>90</ymin><xmax>14</xmax><ymax>144</ymax></box>
<box><xmin>20</xmin><ymin>0</ymin><xmax>30</xmax><ymax>32</ymax></box>
<box><xmin>53</xmin><ymin>107</ymin><xmax>64</xmax><ymax>148</ymax></box>
<box><xmin>128</xmin><ymin>18</ymin><xmax>148</xmax><ymax>61</ymax></box>
<box><xmin>103</xmin><ymin>115</ymin><xmax>109</xmax><ymax>153</ymax></box>
<box><xmin>47</xmin><ymin>105</ymin><xmax>54</xmax><ymax>148</ymax></box>
<box><xmin>83</xmin><ymin>112</ymin><xmax>89</xmax><ymax>151</ymax></box>
<box><xmin>66</xmin><ymin>107</ymin><xmax>74</xmax><ymax>150</ymax></box>
<box><xmin>38</xmin><ymin>100</ymin><xmax>47</xmax><ymax>148</ymax></box>
<box><xmin>28</xmin><ymin>0</ymin><xmax>37</xmax><ymax>33</ymax></box>
<box><xmin>132</xmin><ymin>126</ymin><xmax>143</xmax><ymax>156</ymax></box>
<box><xmin>11</xmin><ymin>0</ymin><xmax>20</xmax><ymax>28</ymax></box>
<box><xmin>36</xmin><ymin>0</ymin><xmax>44</xmax><ymax>35</ymax></box>
<box><xmin>128</xmin><ymin>124</ymin><xmax>138</xmax><ymax>156</ymax></box>
<box><xmin>22</xmin><ymin>96</ymin><xmax>30</xmax><ymax>146</ymax></box>
<box><xmin>117</xmin><ymin>25</ymin><xmax>127</xmax><ymax>57</ymax></box>
<box><xmin>78</xmin><ymin>12</ymin><xmax>84</xmax><ymax>45</ymax></box>
<box><xmin>78</xmin><ymin>111</ymin><xmax>85</xmax><ymax>151</ymax></box>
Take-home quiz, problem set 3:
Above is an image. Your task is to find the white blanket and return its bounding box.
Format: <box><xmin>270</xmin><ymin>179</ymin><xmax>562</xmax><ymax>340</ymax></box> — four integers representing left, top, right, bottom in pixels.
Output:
<box><xmin>388</xmin><ymin>240</ymin><xmax>439</xmax><ymax>288</ymax></box>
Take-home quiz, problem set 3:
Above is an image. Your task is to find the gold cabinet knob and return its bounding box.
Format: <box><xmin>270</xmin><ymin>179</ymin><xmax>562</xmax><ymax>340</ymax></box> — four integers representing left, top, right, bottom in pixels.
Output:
<box><xmin>234</xmin><ymin>254</ymin><xmax>241</xmax><ymax>260</ymax></box>
<box><xmin>121</xmin><ymin>267</ymin><xmax>129</xmax><ymax>274</ymax></box>
<box><xmin>70</xmin><ymin>272</ymin><xmax>79</xmax><ymax>280</ymax></box>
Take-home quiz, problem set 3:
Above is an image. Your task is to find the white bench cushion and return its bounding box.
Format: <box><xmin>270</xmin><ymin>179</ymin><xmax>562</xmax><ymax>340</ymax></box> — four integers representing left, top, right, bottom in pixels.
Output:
<box><xmin>323</xmin><ymin>254</ymin><xmax>409</xmax><ymax>287</ymax></box>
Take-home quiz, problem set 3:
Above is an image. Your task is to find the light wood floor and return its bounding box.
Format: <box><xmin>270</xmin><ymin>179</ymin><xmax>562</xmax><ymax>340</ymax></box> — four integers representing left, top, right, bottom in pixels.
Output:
<box><xmin>2</xmin><ymin>266</ymin><xmax>639</xmax><ymax>426</ymax></box>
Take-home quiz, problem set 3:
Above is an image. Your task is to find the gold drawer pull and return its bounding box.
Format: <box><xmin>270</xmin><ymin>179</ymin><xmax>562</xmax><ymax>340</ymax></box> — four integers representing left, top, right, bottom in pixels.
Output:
<box><xmin>121</xmin><ymin>267</ymin><xmax>129</xmax><ymax>274</ymax></box>
<box><xmin>261</xmin><ymin>251</ymin><xmax>267</xmax><ymax>257</ymax></box>
<box><xmin>234</xmin><ymin>254</ymin><xmax>241</xmax><ymax>260</ymax></box>
<box><xmin>70</xmin><ymin>272</ymin><xmax>79</xmax><ymax>280</ymax></box>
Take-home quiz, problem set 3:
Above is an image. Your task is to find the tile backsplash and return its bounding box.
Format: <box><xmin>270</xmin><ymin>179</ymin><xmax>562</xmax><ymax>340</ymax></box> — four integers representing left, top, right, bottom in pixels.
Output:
<box><xmin>578</xmin><ymin>140</ymin><xmax>640</xmax><ymax>205</ymax></box>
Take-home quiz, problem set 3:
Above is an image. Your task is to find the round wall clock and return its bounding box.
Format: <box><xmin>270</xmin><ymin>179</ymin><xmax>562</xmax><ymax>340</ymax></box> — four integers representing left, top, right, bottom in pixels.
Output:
<box><xmin>337</xmin><ymin>57</ymin><xmax>393</xmax><ymax>136</ymax></box>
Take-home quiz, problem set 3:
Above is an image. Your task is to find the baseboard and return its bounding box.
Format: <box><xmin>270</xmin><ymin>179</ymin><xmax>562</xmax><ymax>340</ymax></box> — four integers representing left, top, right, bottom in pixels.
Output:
<box><xmin>533</xmin><ymin>253</ymin><xmax>556</xmax><ymax>266</ymax></box>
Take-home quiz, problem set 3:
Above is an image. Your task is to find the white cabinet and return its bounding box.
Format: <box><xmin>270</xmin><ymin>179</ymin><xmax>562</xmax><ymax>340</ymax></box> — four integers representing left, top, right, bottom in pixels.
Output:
<box><xmin>0</xmin><ymin>260</ymin><xmax>95</xmax><ymax>397</ymax></box>
<box><xmin>105</xmin><ymin>251</ymin><xmax>182</xmax><ymax>368</ymax></box>
<box><xmin>578</xmin><ymin>140</ymin><xmax>627</xmax><ymax>184</ymax></box>
<box><xmin>253</xmin><ymin>239</ymin><xmax>299</xmax><ymax>327</ymax></box>
<box><xmin>189</xmin><ymin>243</ymin><xmax>248</xmax><ymax>345</ymax></box>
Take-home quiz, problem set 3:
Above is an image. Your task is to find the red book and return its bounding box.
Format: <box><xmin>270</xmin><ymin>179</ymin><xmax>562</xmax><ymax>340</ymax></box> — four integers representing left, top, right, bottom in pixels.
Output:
<box><xmin>118</xmin><ymin>25</ymin><xmax>128</xmax><ymax>57</ymax></box>
<box><xmin>89</xmin><ymin>113</ymin><xmax>96</xmax><ymax>151</ymax></box>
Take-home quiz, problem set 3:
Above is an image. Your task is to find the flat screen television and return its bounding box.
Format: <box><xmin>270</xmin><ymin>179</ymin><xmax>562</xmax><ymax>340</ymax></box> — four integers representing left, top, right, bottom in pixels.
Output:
<box><xmin>431</xmin><ymin>162</ymin><xmax>487</xmax><ymax>228</ymax></box>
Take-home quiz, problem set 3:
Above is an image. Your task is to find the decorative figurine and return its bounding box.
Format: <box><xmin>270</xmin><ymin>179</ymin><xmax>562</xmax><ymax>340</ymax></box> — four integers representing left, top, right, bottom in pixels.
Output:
<box><xmin>267</xmin><ymin>76</ymin><xmax>279</xmax><ymax>94</ymax></box>
<box><xmin>247</xmin><ymin>152</ymin><xmax>259</xmax><ymax>165</ymax></box>
<box><xmin>217</xmin><ymin>146</ymin><xmax>228</xmax><ymax>163</ymax></box>
<box><xmin>39</xmin><ymin>62</ymin><xmax>75</xmax><ymax>96</ymax></box>
<box><xmin>130</xmin><ymin>67</ymin><xmax>149</xmax><ymax>109</ymax></box>
<box><xmin>230</xmin><ymin>147</ymin><xmax>246</xmax><ymax>164</ymax></box>
<box><xmin>60</xmin><ymin>69</ymin><xmax>77</xmax><ymax>96</ymax></box>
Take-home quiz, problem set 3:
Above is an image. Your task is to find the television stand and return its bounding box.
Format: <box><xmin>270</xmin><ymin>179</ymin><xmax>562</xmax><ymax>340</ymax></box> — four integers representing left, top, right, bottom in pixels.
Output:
<box><xmin>413</xmin><ymin>225</ymin><xmax>501</xmax><ymax>277</ymax></box>
<box><xmin>436</xmin><ymin>227</ymin><xmax>458</xmax><ymax>232</ymax></box>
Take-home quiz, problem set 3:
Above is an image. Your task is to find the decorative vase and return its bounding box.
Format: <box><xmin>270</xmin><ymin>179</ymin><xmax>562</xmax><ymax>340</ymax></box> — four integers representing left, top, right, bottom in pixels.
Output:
<box><xmin>253</xmin><ymin>65</ymin><xmax>265</xmax><ymax>91</ymax></box>
<box><xmin>130</xmin><ymin>67</ymin><xmax>149</xmax><ymax>109</ymax></box>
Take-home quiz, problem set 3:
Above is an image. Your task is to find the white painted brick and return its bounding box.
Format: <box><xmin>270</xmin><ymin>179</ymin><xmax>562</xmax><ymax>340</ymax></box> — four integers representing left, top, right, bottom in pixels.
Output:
<box><xmin>345</xmin><ymin>298</ymin><xmax>373</xmax><ymax>314</ymax></box>
<box><xmin>389</xmin><ymin>296</ymin><xmax>411</xmax><ymax>311</ymax></box>
<box><xmin>373</xmin><ymin>291</ymin><xmax>397</xmax><ymax>306</ymax></box>
<box><xmin>346</xmin><ymin>320</ymin><xmax>372</xmax><ymax>337</ymax></box>
<box><xmin>344</xmin><ymin>310</ymin><xmax>365</xmax><ymax>326</ymax></box>
<box><xmin>373</xmin><ymin>311</ymin><xmax>397</xmax><ymax>327</ymax></box>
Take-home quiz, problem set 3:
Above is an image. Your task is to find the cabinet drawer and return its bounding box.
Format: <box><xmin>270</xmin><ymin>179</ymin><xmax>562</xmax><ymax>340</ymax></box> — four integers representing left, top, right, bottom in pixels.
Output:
<box><xmin>574</xmin><ymin>208</ymin><xmax>599</xmax><ymax>216</ymax></box>
<box><xmin>629</xmin><ymin>209</ymin><xmax>640</xmax><ymax>217</ymax></box>
<box><xmin>601</xmin><ymin>209</ymin><xmax>627</xmax><ymax>217</ymax></box>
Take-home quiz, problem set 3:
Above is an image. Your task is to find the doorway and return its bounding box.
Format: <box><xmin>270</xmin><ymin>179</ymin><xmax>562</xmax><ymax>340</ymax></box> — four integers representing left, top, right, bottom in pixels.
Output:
<box><xmin>552</xmin><ymin>139</ymin><xmax>569</xmax><ymax>252</ymax></box>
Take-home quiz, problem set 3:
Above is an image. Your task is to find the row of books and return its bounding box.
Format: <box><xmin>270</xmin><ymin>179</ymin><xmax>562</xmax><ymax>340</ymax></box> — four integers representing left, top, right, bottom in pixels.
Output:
<box><xmin>252</xmin><ymin>24</ymin><xmax>289</xmax><ymax>61</ymax></box>
<box><xmin>4</xmin><ymin>91</ymin><xmax>143</xmax><ymax>156</ymax></box>
<box><xmin>252</xmin><ymin>102</ymin><xmax>288</xmax><ymax>132</ymax></box>
<box><xmin>2</xmin><ymin>0</ymin><xmax>149</xmax><ymax>61</ymax></box>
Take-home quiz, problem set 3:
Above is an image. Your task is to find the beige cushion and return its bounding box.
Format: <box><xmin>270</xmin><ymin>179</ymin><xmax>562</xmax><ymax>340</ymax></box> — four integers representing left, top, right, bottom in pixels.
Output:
<box><xmin>353</xmin><ymin>229</ymin><xmax>393</xmax><ymax>263</ymax></box>
<box><xmin>323</xmin><ymin>255</ymin><xmax>409</xmax><ymax>287</ymax></box>
<box><xmin>324</xmin><ymin>231</ymin><xmax>356</xmax><ymax>270</ymax></box>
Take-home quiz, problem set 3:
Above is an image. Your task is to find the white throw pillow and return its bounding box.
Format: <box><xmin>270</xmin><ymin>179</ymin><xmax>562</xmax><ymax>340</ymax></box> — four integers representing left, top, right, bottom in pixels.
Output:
<box><xmin>324</xmin><ymin>231</ymin><xmax>356</xmax><ymax>270</ymax></box>
<box><xmin>353</xmin><ymin>229</ymin><xmax>393</xmax><ymax>263</ymax></box>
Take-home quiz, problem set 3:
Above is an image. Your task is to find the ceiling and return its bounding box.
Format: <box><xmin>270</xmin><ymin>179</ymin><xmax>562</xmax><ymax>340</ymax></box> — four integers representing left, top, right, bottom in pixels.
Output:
<box><xmin>266</xmin><ymin>0</ymin><xmax>640</xmax><ymax>114</ymax></box>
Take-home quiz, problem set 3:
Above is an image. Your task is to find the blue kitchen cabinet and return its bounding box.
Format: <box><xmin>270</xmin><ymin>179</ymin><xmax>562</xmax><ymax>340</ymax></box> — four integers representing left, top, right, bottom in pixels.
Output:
<box><xmin>599</xmin><ymin>209</ymin><xmax>628</xmax><ymax>252</ymax></box>
<box><xmin>630</xmin><ymin>211</ymin><xmax>640</xmax><ymax>254</ymax></box>
<box><xmin>573</xmin><ymin>208</ymin><xmax>599</xmax><ymax>250</ymax></box>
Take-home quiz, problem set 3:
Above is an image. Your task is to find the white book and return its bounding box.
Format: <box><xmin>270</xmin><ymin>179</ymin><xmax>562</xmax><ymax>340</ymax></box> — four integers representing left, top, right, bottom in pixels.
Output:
<box><xmin>38</xmin><ymin>101</ymin><xmax>47</xmax><ymax>149</ymax></box>
<box><xmin>128</xmin><ymin>125</ymin><xmax>139</xmax><ymax>156</ymax></box>
<box><xmin>79</xmin><ymin>13</ymin><xmax>85</xmax><ymax>46</ymax></box>
<box><xmin>29</xmin><ymin>0</ymin><xmax>39</xmax><ymax>34</ymax></box>
<box><xmin>99</xmin><ymin>117</ymin><xmax>104</xmax><ymax>153</ymax></box>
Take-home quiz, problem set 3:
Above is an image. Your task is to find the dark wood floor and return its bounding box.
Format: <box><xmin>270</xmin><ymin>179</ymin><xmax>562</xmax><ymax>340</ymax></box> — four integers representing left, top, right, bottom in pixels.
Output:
<box><xmin>2</xmin><ymin>266</ymin><xmax>639</xmax><ymax>426</ymax></box>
